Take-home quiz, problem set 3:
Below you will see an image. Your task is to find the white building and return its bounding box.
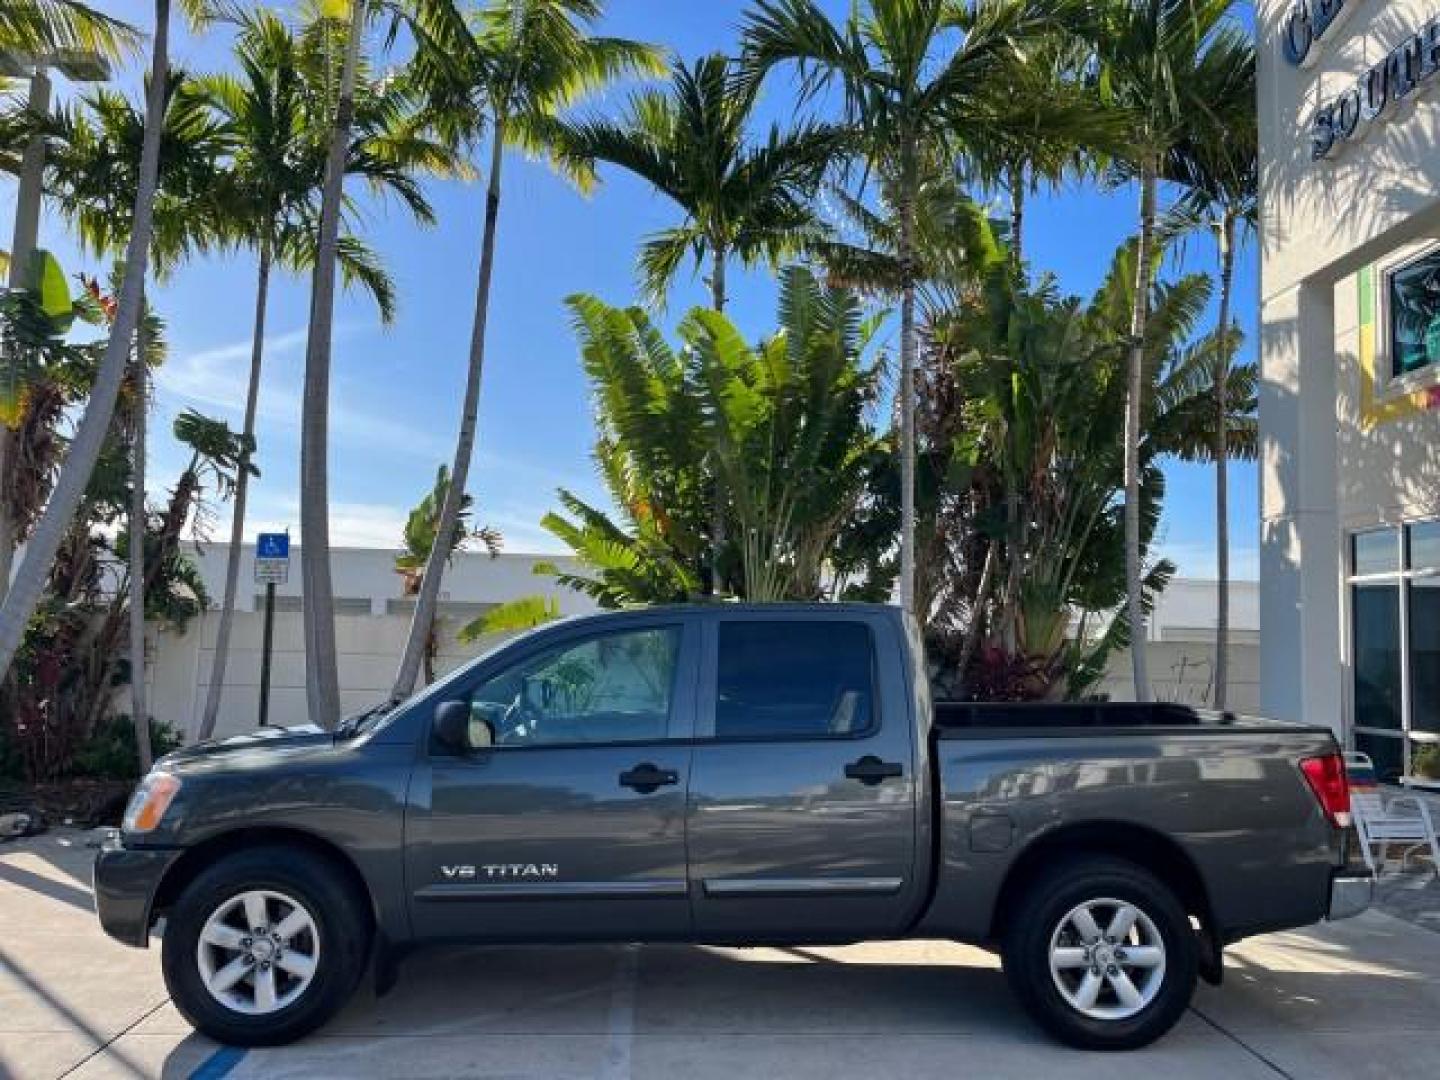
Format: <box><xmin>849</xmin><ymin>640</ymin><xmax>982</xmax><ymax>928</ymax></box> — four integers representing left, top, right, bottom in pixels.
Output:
<box><xmin>144</xmin><ymin>545</ymin><xmax>597</xmax><ymax>740</ymax></box>
<box><xmin>1099</xmin><ymin>579</ymin><xmax>1261</xmax><ymax>712</ymax></box>
<box><xmin>1258</xmin><ymin>1</ymin><xmax>1440</xmax><ymax>780</ymax></box>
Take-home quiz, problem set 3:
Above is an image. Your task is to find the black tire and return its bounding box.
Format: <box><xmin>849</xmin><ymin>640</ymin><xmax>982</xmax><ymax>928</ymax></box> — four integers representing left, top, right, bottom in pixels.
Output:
<box><xmin>161</xmin><ymin>846</ymin><xmax>371</xmax><ymax>1046</ymax></box>
<box><xmin>1001</xmin><ymin>856</ymin><xmax>1197</xmax><ymax>1050</ymax></box>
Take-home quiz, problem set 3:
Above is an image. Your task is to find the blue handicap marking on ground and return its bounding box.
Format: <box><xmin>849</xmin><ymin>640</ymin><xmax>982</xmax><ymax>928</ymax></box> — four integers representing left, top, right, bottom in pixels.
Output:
<box><xmin>256</xmin><ymin>532</ymin><xmax>290</xmax><ymax>560</ymax></box>
<box><xmin>189</xmin><ymin>1045</ymin><xmax>247</xmax><ymax>1079</ymax></box>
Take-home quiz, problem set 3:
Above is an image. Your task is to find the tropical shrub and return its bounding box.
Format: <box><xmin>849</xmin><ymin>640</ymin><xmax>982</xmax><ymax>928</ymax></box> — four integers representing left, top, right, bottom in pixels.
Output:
<box><xmin>2</xmin><ymin>271</ymin><xmax>247</xmax><ymax>780</ymax></box>
<box><xmin>71</xmin><ymin>715</ymin><xmax>182</xmax><ymax>779</ymax></box>
<box><xmin>901</xmin><ymin>240</ymin><xmax>1249</xmax><ymax>700</ymax></box>
<box><xmin>542</xmin><ymin>266</ymin><xmax>884</xmax><ymax>606</ymax></box>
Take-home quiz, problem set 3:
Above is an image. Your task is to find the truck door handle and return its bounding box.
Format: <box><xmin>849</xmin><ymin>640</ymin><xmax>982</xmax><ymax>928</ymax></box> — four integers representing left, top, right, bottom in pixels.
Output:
<box><xmin>845</xmin><ymin>755</ymin><xmax>903</xmax><ymax>786</ymax></box>
<box><xmin>619</xmin><ymin>762</ymin><xmax>679</xmax><ymax>793</ymax></box>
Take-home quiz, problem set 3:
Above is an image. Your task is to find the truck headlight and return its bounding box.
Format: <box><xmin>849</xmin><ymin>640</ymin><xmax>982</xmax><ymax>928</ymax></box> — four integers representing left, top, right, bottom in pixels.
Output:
<box><xmin>122</xmin><ymin>772</ymin><xmax>182</xmax><ymax>833</ymax></box>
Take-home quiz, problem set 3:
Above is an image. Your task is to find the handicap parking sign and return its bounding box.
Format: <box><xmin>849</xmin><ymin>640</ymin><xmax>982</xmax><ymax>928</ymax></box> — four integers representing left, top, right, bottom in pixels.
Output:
<box><xmin>255</xmin><ymin>532</ymin><xmax>290</xmax><ymax>584</ymax></box>
<box><xmin>256</xmin><ymin>533</ymin><xmax>290</xmax><ymax>560</ymax></box>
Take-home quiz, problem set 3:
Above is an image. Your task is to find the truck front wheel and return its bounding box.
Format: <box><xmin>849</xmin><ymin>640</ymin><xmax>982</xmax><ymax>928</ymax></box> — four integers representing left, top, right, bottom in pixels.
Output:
<box><xmin>161</xmin><ymin>846</ymin><xmax>371</xmax><ymax>1046</ymax></box>
<box><xmin>1001</xmin><ymin>856</ymin><xmax>1197</xmax><ymax>1050</ymax></box>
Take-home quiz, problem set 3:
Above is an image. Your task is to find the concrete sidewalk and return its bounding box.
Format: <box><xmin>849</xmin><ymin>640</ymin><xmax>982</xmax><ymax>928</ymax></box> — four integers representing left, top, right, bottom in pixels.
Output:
<box><xmin>3</xmin><ymin>831</ymin><xmax>1439</xmax><ymax>1079</ymax></box>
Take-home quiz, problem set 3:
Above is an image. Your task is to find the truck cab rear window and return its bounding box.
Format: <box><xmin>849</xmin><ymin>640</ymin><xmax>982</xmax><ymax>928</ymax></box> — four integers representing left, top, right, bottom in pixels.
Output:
<box><xmin>715</xmin><ymin>621</ymin><xmax>875</xmax><ymax>739</ymax></box>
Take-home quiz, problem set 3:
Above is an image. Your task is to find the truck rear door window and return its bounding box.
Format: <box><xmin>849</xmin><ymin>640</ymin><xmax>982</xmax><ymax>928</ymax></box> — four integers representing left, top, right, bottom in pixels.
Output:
<box><xmin>714</xmin><ymin>621</ymin><xmax>875</xmax><ymax>739</ymax></box>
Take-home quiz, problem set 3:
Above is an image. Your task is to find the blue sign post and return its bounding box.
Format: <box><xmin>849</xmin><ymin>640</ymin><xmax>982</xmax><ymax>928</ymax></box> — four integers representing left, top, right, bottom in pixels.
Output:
<box><xmin>255</xmin><ymin>533</ymin><xmax>290</xmax><ymax>727</ymax></box>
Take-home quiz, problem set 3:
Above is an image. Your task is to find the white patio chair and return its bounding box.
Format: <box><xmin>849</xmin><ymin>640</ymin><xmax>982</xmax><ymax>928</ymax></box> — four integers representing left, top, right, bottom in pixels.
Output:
<box><xmin>1344</xmin><ymin>751</ymin><xmax>1440</xmax><ymax>876</ymax></box>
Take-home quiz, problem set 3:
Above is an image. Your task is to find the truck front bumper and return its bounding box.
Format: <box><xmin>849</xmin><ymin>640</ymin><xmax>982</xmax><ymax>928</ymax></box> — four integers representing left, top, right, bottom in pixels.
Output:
<box><xmin>1328</xmin><ymin>871</ymin><xmax>1374</xmax><ymax>921</ymax></box>
<box><xmin>93</xmin><ymin>832</ymin><xmax>181</xmax><ymax>947</ymax></box>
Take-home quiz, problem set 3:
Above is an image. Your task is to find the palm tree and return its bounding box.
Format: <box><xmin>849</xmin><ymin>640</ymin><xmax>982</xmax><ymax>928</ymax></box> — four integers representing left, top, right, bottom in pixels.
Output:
<box><xmin>194</xmin><ymin>7</ymin><xmax>451</xmax><ymax>740</ymax></box>
<box><xmin>741</xmin><ymin>0</ymin><xmax>1081</xmax><ymax>617</ymax></box>
<box><xmin>0</xmin><ymin>1</ymin><xmax>138</xmax><ymax>64</ymax></box>
<box><xmin>1090</xmin><ymin>0</ymin><xmax>1250</xmax><ymax>700</ymax></box>
<box><xmin>389</xmin><ymin>0</ymin><xmax>663</xmax><ymax>701</ymax></box>
<box><xmin>562</xmin><ymin>52</ymin><xmax>835</xmax><ymax>593</ymax></box>
<box><xmin>563</xmin><ymin>53</ymin><xmax>835</xmax><ymax>313</ymax></box>
<box><xmin>1165</xmin><ymin>63</ymin><xmax>1257</xmax><ymax>710</ymax></box>
<box><xmin>37</xmin><ymin>69</ymin><xmax>229</xmax><ymax>765</ymax></box>
<box><xmin>961</xmin><ymin>34</ymin><xmax>1118</xmax><ymax>269</ymax></box>
<box><xmin>297</xmin><ymin>0</ymin><xmax>367</xmax><ymax>728</ymax></box>
<box><xmin>0</xmin><ymin>2</ymin><xmax>139</xmax><ymax>605</ymax></box>
<box><xmin>0</xmin><ymin>0</ymin><xmax>219</xmax><ymax>688</ymax></box>
<box><xmin>394</xmin><ymin>464</ymin><xmax>501</xmax><ymax>684</ymax></box>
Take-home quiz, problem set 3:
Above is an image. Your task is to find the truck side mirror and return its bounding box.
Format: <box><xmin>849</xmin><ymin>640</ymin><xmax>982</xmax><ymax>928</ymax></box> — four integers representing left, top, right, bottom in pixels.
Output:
<box><xmin>433</xmin><ymin>700</ymin><xmax>492</xmax><ymax>755</ymax></box>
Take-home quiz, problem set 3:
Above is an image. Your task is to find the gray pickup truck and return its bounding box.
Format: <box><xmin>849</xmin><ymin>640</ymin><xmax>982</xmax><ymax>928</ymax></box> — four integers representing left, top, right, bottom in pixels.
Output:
<box><xmin>95</xmin><ymin>604</ymin><xmax>1370</xmax><ymax>1050</ymax></box>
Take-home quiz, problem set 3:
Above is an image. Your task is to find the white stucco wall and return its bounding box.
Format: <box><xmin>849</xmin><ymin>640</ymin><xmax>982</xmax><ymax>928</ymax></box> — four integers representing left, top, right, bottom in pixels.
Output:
<box><xmin>1100</xmin><ymin>580</ymin><xmax>1261</xmax><ymax>711</ymax></box>
<box><xmin>1258</xmin><ymin>0</ymin><xmax>1440</xmax><ymax>735</ymax></box>
<box><xmin>142</xmin><ymin>546</ymin><xmax>598</xmax><ymax>740</ymax></box>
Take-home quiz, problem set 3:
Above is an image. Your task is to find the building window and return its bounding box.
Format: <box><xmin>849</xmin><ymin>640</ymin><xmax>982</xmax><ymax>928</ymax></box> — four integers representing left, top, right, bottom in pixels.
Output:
<box><xmin>1348</xmin><ymin>521</ymin><xmax>1440</xmax><ymax>782</ymax></box>
<box><xmin>1386</xmin><ymin>246</ymin><xmax>1440</xmax><ymax>379</ymax></box>
<box><xmin>1353</xmin><ymin>528</ymin><xmax>1398</xmax><ymax>576</ymax></box>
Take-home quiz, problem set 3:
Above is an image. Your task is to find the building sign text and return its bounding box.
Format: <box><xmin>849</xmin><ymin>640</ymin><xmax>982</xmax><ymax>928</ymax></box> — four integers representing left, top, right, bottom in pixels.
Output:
<box><xmin>1309</xmin><ymin>19</ymin><xmax>1440</xmax><ymax>160</ymax></box>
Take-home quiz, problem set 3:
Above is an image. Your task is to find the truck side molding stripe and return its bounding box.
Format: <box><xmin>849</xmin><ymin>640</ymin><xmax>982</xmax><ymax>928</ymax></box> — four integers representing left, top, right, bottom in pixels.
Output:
<box><xmin>703</xmin><ymin>877</ymin><xmax>903</xmax><ymax>898</ymax></box>
<box><xmin>414</xmin><ymin>880</ymin><xmax>688</xmax><ymax>901</ymax></box>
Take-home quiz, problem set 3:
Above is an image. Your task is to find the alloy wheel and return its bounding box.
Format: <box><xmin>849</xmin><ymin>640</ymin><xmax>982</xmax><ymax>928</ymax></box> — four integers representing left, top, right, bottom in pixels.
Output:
<box><xmin>1047</xmin><ymin>896</ymin><xmax>1166</xmax><ymax>1021</ymax></box>
<box><xmin>196</xmin><ymin>889</ymin><xmax>320</xmax><ymax>1015</ymax></box>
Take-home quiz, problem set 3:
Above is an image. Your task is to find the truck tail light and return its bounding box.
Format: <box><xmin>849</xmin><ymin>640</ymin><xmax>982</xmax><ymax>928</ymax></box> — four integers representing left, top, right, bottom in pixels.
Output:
<box><xmin>1299</xmin><ymin>753</ymin><xmax>1351</xmax><ymax>828</ymax></box>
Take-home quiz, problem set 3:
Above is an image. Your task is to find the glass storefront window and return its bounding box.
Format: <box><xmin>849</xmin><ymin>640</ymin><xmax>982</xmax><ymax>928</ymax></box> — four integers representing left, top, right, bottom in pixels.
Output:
<box><xmin>1350</xmin><ymin>519</ymin><xmax>1440</xmax><ymax>778</ymax></box>
<box><xmin>1387</xmin><ymin>246</ymin><xmax>1440</xmax><ymax>378</ymax></box>
<box><xmin>1353</xmin><ymin>527</ymin><xmax>1399</xmax><ymax>576</ymax></box>
<box><xmin>1410</xmin><ymin>578</ymin><xmax>1440</xmax><ymax>736</ymax></box>
<box><xmin>1410</xmin><ymin>521</ymin><xmax>1440</xmax><ymax>571</ymax></box>
<box><xmin>1354</xmin><ymin>732</ymin><xmax>1405</xmax><ymax>784</ymax></box>
<box><xmin>1353</xmin><ymin>583</ymin><xmax>1402</xmax><ymax>731</ymax></box>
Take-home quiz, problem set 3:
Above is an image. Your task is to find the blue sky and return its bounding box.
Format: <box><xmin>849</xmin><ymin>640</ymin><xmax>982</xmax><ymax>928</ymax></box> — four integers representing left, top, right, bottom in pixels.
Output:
<box><xmin>9</xmin><ymin>0</ymin><xmax>1260</xmax><ymax>579</ymax></box>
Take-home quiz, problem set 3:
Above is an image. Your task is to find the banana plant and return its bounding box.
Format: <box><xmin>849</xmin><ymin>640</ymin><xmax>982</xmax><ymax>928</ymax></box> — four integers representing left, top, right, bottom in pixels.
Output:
<box><xmin>540</xmin><ymin>266</ymin><xmax>882</xmax><ymax>607</ymax></box>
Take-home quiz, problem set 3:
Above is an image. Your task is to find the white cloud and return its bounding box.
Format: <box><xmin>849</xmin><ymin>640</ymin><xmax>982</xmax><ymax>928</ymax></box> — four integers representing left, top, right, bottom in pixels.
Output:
<box><xmin>156</xmin><ymin>326</ymin><xmax>451</xmax><ymax>460</ymax></box>
<box><xmin>206</xmin><ymin>494</ymin><xmax>408</xmax><ymax>551</ymax></box>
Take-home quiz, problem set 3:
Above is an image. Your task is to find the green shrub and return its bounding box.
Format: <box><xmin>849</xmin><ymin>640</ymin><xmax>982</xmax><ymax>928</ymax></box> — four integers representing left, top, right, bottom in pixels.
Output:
<box><xmin>71</xmin><ymin>716</ymin><xmax>183</xmax><ymax>780</ymax></box>
<box><xmin>1412</xmin><ymin>742</ymin><xmax>1440</xmax><ymax>781</ymax></box>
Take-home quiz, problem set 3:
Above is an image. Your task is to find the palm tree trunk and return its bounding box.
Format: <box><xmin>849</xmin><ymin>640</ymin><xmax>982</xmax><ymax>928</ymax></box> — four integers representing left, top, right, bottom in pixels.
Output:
<box><xmin>897</xmin><ymin>144</ymin><xmax>918</xmax><ymax>618</ymax></box>
<box><xmin>391</xmin><ymin>119</ymin><xmax>507</xmax><ymax>701</ymax></box>
<box><xmin>1213</xmin><ymin>209</ymin><xmax>1235</xmax><ymax>710</ymax></box>
<box><xmin>711</xmin><ymin>243</ymin><xmax>727</xmax><ymax>312</ymax></box>
<box><xmin>709</xmin><ymin>241</ymin><xmax>727</xmax><ymax>596</ymax></box>
<box><xmin>959</xmin><ymin>537</ymin><xmax>998</xmax><ymax>684</ymax></box>
<box><xmin>1008</xmin><ymin>164</ymin><xmax>1024</xmax><ymax>268</ymax></box>
<box><xmin>0</xmin><ymin>69</ymin><xmax>52</xmax><ymax>604</ymax></box>
<box><xmin>299</xmin><ymin>0</ymin><xmax>365</xmax><ymax>728</ymax></box>
<box><xmin>0</xmin><ymin>425</ymin><xmax>15</xmax><ymax>603</ymax></box>
<box><xmin>198</xmin><ymin>237</ymin><xmax>272</xmax><ymax>740</ymax></box>
<box><xmin>1124</xmin><ymin>162</ymin><xmax>1157</xmax><ymax>702</ymax></box>
<box><xmin>0</xmin><ymin>0</ymin><xmax>170</xmax><ymax>682</ymax></box>
<box><xmin>128</xmin><ymin>295</ymin><xmax>153</xmax><ymax>773</ymax></box>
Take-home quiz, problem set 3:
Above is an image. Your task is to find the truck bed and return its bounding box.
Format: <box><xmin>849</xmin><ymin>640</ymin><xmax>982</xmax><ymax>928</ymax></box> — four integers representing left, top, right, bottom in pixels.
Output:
<box><xmin>933</xmin><ymin>700</ymin><xmax>1320</xmax><ymax>733</ymax></box>
<box><xmin>918</xmin><ymin>703</ymin><xmax>1344</xmax><ymax>945</ymax></box>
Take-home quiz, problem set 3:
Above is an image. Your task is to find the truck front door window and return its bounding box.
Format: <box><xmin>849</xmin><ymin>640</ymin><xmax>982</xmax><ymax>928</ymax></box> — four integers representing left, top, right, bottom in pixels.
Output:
<box><xmin>468</xmin><ymin>627</ymin><xmax>679</xmax><ymax>746</ymax></box>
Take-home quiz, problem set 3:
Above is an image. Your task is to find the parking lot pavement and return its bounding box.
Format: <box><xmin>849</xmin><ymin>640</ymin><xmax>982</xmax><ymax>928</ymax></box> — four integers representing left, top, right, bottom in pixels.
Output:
<box><xmin>4</xmin><ymin>831</ymin><xmax>1440</xmax><ymax>1080</ymax></box>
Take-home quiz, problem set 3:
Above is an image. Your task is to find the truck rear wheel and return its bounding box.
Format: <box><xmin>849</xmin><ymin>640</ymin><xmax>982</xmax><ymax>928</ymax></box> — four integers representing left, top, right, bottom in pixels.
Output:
<box><xmin>1001</xmin><ymin>856</ymin><xmax>1197</xmax><ymax>1050</ymax></box>
<box><xmin>161</xmin><ymin>846</ymin><xmax>371</xmax><ymax>1046</ymax></box>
